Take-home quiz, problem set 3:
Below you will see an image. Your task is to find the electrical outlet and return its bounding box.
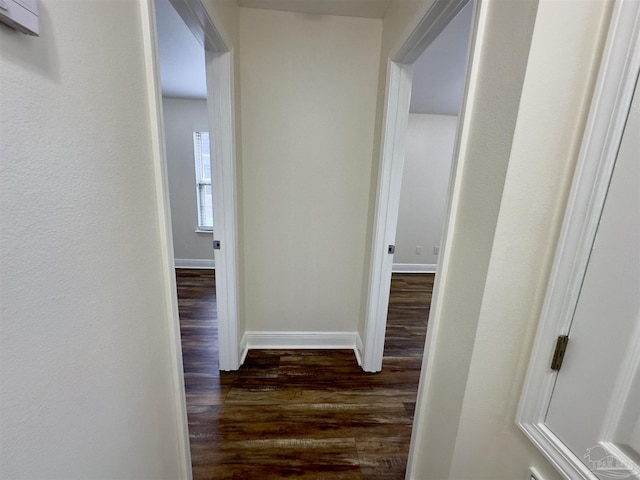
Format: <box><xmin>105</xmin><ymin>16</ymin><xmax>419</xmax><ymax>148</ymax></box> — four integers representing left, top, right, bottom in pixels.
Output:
<box><xmin>416</xmin><ymin>246</ymin><xmax>422</xmax><ymax>255</ymax></box>
<box><xmin>433</xmin><ymin>246</ymin><xmax>440</xmax><ymax>256</ymax></box>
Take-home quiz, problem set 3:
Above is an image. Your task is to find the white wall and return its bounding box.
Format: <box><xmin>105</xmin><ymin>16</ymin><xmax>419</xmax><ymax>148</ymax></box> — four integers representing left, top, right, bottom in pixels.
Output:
<box><xmin>407</xmin><ymin>0</ymin><xmax>613</xmax><ymax>479</ymax></box>
<box><xmin>394</xmin><ymin>114</ymin><xmax>457</xmax><ymax>267</ymax></box>
<box><xmin>0</xmin><ymin>1</ymin><xmax>186</xmax><ymax>478</ymax></box>
<box><xmin>162</xmin><ymin>97</ymin><xmax>213</xmax><ymax>264</ymax></box>
<box><xmin>239</xmin><ymin>8</ymin><xmax>382</xmax><ymax>332</ymax></box>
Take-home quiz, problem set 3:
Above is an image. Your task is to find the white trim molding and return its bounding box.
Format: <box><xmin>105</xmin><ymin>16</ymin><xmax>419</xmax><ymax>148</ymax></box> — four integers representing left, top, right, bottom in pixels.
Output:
<box><xmin>354</xmin><ymin>334</ymin><xmax>363</xmax><ymax>367</ymax></box>
<box><xmin>241</xmin><ymin>331</ymin><xmax>363</xmax><ymax>364</ymax></box>
<box><xmin>140</xmin><ymin>1</ymin><xmax>192</xmax><ymax>478</ymax></box>
<box><xmin>174</xmin><ymin>259</ymin><xmax>215</xmax><ymax>269</ymax></box>
<box><xmin>516</xmin><ymin>1</ymin><xmax>640</xmax><ymax>479</ymax></box>
<box><xmin>392</xmin><ymin>263</ymin><xmax>437</xmax><ymax>274</ymax></box>
<box><xmin>243</xmin><ymin>331</ymin><xmax>360</xmax><ymax>349</ymax></box>
<box><xmin>169</xmin><ymin>0</ymin><xmax>229</xmax><ymax>52</ymax></box>
<box><xmin>392</xmin><ymin>0</ymin><xmax>470</xmax><ymax>63</ymax></box>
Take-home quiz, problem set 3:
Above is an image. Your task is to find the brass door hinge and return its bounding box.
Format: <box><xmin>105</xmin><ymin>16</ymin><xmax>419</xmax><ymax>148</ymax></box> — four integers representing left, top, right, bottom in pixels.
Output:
<box><xmin>551</xmin><ymin>335</ymin><xmax>569</xmax><ymax>371</ymax></box>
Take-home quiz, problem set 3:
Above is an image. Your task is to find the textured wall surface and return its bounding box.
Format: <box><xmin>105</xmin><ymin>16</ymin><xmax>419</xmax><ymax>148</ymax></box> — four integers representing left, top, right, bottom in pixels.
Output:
<box><xmin>0</xmin><ymin>1</ymin><xmax>184</xmax><ymax>478</ymax></box>
<box><xmin>163</xmin><ymin>97</ymin><xmax>213</xmax><ymax>262</ymax></box>
<box><xmin>239</xmin><ymin>8</ymin><xmax>382</xmax><ymax>332</ymax></box>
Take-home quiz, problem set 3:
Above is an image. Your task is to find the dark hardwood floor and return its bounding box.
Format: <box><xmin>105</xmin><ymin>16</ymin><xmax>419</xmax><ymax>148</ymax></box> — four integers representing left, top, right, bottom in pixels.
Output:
<box><xmin>176</xmin><ymin>269</ymin><xmax>433</xmax><ymax>480</ymax></box>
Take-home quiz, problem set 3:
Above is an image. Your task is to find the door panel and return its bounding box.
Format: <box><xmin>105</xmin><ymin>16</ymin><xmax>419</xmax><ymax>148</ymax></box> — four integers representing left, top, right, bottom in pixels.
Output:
<box><xmin>545</xmin><ymin>75</ymin><xmax>640</xmax><ymax>477</ymax></box>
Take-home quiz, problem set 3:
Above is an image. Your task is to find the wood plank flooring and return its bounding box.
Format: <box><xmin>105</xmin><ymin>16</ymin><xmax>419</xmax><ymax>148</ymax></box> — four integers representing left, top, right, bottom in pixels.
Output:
<box><xmin>176</xmin><ymin>269</ymin><xmax>433</xmax><ymax>479</ymax></box>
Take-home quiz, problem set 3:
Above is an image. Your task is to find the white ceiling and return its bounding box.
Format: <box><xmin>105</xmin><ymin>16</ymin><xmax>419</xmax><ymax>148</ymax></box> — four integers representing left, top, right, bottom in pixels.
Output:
<box><xmin>410</xmin><ymin>1</ymin><xmax>473</xmax><ymax>116</ymax></box>
<box><xmin>237</xmin><ymin>0</ymin><xmax>392</xmax><ymax>19</ymax></box>
<box><xmin>155</xmin><ymin>0</ymin><xmax>207</xmax><ymax>99</ymax></box>
<box><xmin>154</xmin><ymin>0</ymin><xmax>473</xmax><ymax>113</ymax></box>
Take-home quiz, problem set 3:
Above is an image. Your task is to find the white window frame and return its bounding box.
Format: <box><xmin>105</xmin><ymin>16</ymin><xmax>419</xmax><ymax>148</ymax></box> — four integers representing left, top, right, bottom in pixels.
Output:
<box><xmin>193</xmin><ymin>131</ymin><xmax>213</xmax><ymax>232</ymax></box>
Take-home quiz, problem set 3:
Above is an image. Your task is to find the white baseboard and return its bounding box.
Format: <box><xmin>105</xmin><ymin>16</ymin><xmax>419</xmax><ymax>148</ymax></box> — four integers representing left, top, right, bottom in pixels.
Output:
<box><xmin>240</xmin><ymin>331</ymin><xmax>362</xmax><ymax>363</ymax></box>
<box><xmin>354</xmin><ymin>334</ymin><xmax>363</xmax><ymax>366</ymax></box>
<box><xmin>239</xmin><ymin>334</ymin><xmax>249</xmax><ymax>365</ymax></box>
<box><xmin>174</xmin><ymin>258</ymin><xmax>215</xmax><ymax>269</ymax></box>
<box><xmin>392</xmin><ymin>263</ymin><xmax>437</xmax><ymax>273</ymax></box>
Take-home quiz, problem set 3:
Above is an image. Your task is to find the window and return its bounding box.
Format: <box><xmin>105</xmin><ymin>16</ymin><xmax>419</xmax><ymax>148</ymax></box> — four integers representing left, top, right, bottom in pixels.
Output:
<box><xmin>194</xmin><ymin>132</ymin><xmax>213</xmax><ymax>231</ymax></box>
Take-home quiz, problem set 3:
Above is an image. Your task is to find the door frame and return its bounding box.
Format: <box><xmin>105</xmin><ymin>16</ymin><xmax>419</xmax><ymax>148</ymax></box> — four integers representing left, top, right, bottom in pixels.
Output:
<box><xmin>516</xmin><ymin>1</ymin><xmax>640</xmax><ymax>478</ymax></box>
<box><xmin>361</xmin><ymin>0</ymin><xmax>474</xmax><ymax>373</ymax></box>
<box><xmin>155</xmin><ymin>0</ymin><xmax>242</xmax><ymax>372</ymax></box>
<box><xmin>139</xmin><ymin>1</ymin><xmax>191</xmax><ymax>477</ymax></box>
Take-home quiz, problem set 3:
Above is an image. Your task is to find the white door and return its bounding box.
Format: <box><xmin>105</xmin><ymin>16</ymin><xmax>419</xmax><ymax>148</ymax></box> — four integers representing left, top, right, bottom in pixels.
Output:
<box><xmin>545</xmin><ymin>75</ymin><xmax>640</xmax><ymax>479</ymax></box>
<box><xmin>205</xmin><ymin>50</ymin><xmax>242</xmax><ymax>370</ymax></box>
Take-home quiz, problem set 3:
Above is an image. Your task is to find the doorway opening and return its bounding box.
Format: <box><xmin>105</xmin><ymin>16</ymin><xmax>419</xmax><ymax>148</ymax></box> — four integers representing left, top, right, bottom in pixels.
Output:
<box><xmin>150</xmin><ymin>0</ymin><xmax>241</xmax><ymax>475</ymax></box>
<box><xmin>153</xmin><ymin>1</ymin><xmax>220</xmax><ymax>471</ymax></box>
<box><xmin>384</xmin><ymin>1</ymin><xmax>474</xmax><ymax>378</ymax></box>
<box><xmin>362</xmin><ymin>0</ymin><xmax>476</xmax><ymax>374</ymax></box>
<box><xmin>153</xmin><ymin>0</ymin><xmax>241</xmax><ymax>374</ymax></box>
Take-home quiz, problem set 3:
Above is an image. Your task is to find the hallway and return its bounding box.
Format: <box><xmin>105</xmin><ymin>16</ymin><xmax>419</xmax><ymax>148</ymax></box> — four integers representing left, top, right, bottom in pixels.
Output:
<box><xmin>177</xmin><ymin>270</ymin><xmax>432</xmax><ymax>479</ymax></box>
